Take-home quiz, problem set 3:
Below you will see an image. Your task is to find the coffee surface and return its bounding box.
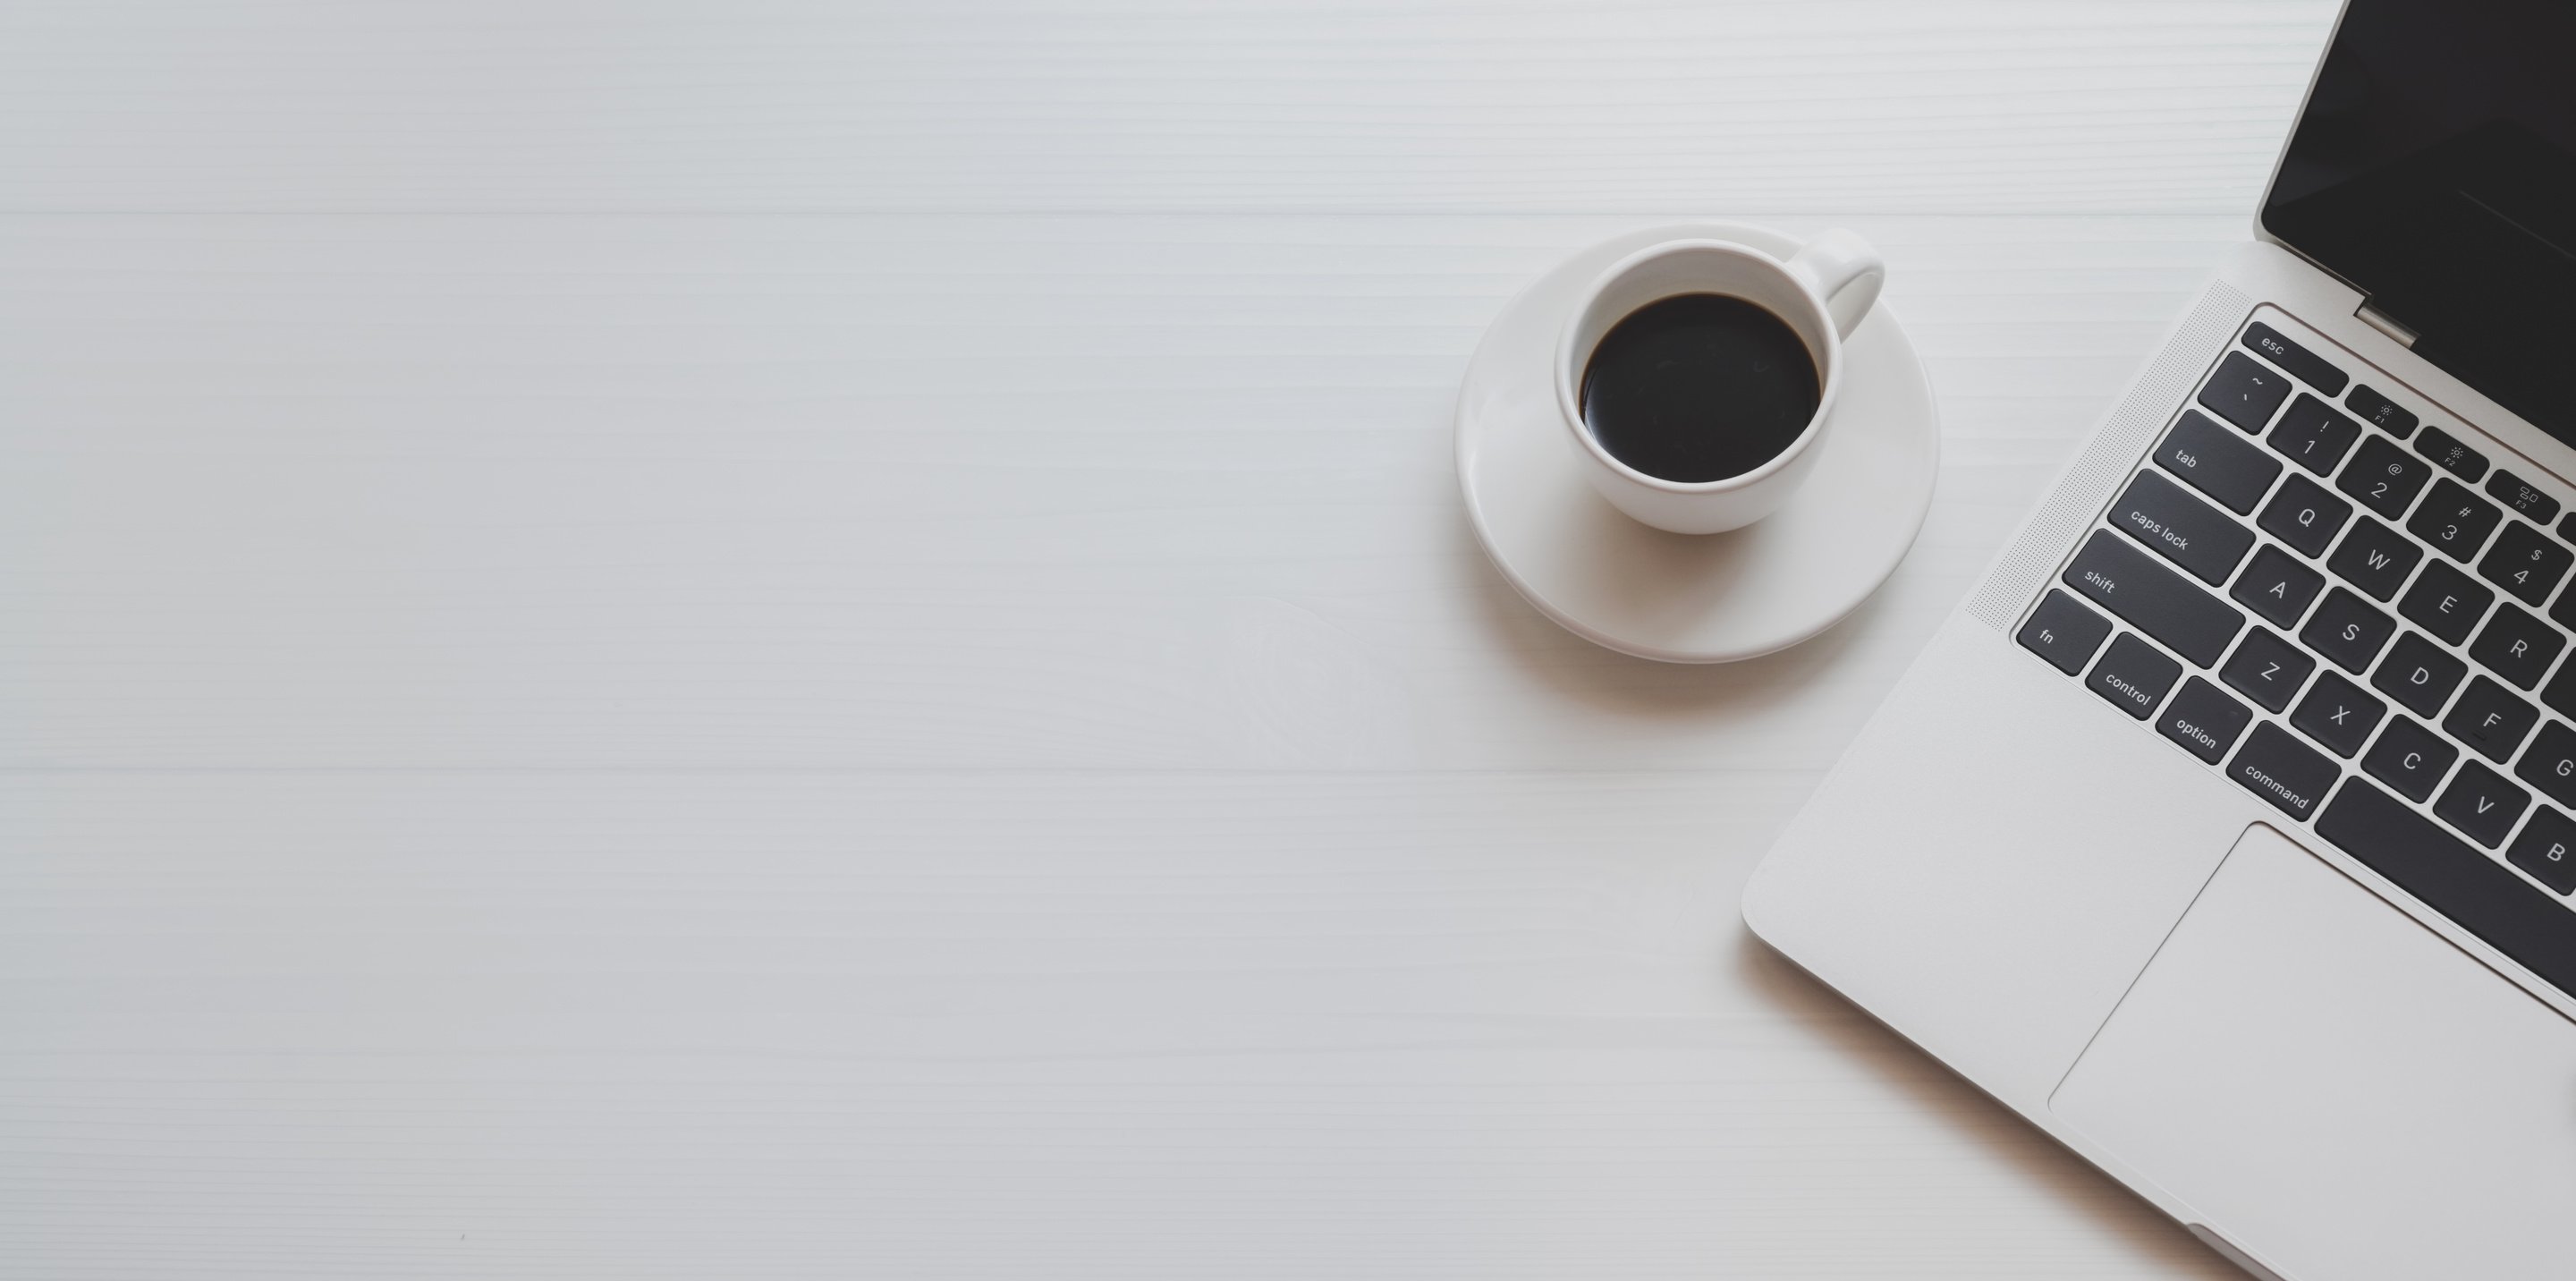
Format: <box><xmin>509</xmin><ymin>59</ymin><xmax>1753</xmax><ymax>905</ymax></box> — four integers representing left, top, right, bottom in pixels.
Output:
<box><xmin>1579</xmin><ymin>293</ymin><xmax>1819</xmax><ymax>484</ymax></box>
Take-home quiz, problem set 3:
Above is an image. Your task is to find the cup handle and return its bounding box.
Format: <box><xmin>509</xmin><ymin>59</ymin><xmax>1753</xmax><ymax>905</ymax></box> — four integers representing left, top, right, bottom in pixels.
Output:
<box><xmin>1784</xmin><ymin>228</ymin><xmax>1885</xmax><ymax>341</ymax></box>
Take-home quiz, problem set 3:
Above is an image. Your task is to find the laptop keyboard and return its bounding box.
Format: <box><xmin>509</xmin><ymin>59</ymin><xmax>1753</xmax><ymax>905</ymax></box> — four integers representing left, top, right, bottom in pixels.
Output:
<box><xmin>2018</xmin><ymin>310</ymin><xmax>2576</xmax><ymax>997</ymax></box>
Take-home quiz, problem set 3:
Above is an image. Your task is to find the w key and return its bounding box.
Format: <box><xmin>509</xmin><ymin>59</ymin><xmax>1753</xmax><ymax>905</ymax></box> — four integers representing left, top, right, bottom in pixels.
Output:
<box><xmin>2108</xmin><ymin>471</ymin><xmax>2254</xmax><ymax>585</ymax></box>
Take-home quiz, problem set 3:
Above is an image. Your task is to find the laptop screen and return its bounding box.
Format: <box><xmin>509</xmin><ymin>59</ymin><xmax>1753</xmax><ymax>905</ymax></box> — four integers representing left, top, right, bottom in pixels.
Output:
<box><xmin>2260</xmin><ymin>0</ymin><xmax>2576</xmax><ymax>445</ymax></box>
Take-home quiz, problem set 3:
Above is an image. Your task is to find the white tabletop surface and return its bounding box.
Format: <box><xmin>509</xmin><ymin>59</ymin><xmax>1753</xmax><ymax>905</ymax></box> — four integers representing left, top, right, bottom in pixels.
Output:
<box><xmin>1</xmin><ymin>2</ymin><xmax>2340</xmax><ymax>1276</ymax></box>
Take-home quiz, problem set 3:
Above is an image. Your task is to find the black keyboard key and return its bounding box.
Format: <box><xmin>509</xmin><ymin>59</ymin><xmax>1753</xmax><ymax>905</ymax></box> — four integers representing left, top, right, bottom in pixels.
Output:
<box><xmin>2324</xmin><ymin>517</ymin><xmax>2420</xmax><ymax>600</ymax></box>
<box><xmin>2468</xmin><ymin>604</ymin><xmax>2563</xmax><ymax>691</ymax></box>
<box><xmin>2267</xmin><ymin>394</ymin><xmax>2363</xmax><ymax>476</ymax></box>
<box><xmin>2199</xmin><ymin>351</ymin><xmax>2293</xmax><ymax>433</ymax></box>
<box><xmin>2514</xmin><ymin>722</ymin><xmax>2576</xmax><ymax>810</ymax></box>
<box><xmin>2227</xmin><ymin>722</ymin><xmax>2339</xmax><ymax>819</ymax></box>
<box><xmin>2061</xmin><ymin>531</ymin><xmax>2244</xmax><ymax>667</ymax></box>
<box><xmin>2362</xmin><ymin>716</ymin><xmax>2456</xmax><ymax>802</ymax></box>
<box><xmin>2157</xmin><ymin>676</ymin><xmax>2252</xmax><ymax>764</ymax></box>
<box><xmin>2558</xmin><ymin>510</ymin><xmax>2576</xmax><ymax>547</ymax></box>
<box><xmin>2230</xmin><ymin>545</ymin><xmax>2325</xmax><ymax>629</ymax></box>
<box><xmin>2335</xmin><ymin>435</ymin><xmax>2435</xmax><ymax>522</ymax></box>
<box><xmin>2445</xmin><ymin>675</ymin><xmax>2541</xmax><ymax>762</ymax></box>
<box><xmin>2508</xmin><ymin>806</ymin><xmax>2576</xmax><ymax>895</ymax></box>
<box><xmin>2543</xmin><ymin>653</ymin><xmax>2576</xmax><ymax>722</ymax></box>
<box><xmin>2154</xmin><ymin>411</ymin><xmax>2282</xmax><ymax>515</ymax></box>
<box><xmin>2479</xmin><ymin>521</ymin><xmax>2573</xmax><ymax>607</ymax></box>
<box><xmin>2301</xmin><ymin>588</ymin><xmax>2397</xmax><ymax>674</ymax></box>
<box><xmin>2241</xmin><ymin>321</ymin><xmax>2349</xmax><ymax>395</ymax></box>
<box><xmin>2292</xmin><ymin>670</ymin><xmax>2386</xmax><ymax>759</ymax></box>
<box><xmin>2396</xmin><ymin>560</ymin><xmax>2494</xmax><ymax>645</ymax></box>
<box><xmin>2107</xmin><ymin>471</ymin><xmax>2254</xmax><ymax>586</ymax></box>
<box><xmin>2257</xmin><ymin>474</ymin><xmax>2352</xmax><ymax>558</ymax></box>
<box><xmin>2408</xmin><ymin>479</ymin><xmax>2504</xmax><ymax>563</ymax></box>
<box><xmin>2017</xmin><ymin>590</ymin><xmax>2113</xmax><ymax>675</ymax></box>
<box><xmin>2221</xmin><ymin>627</ymin><xmax>2317</xmax><ymax>712</ymax></box>
<box><xmin>2372</xmin><ymin>632</ymin><xmax>2467</xmax><ymax>718</ymax></box>
<box><xmin>2086</xmin><ymin>633</ymin><xmax>2181</xmax><ymax>720</ymax></box>
<box><xmin>2318</xmin><ymin>779</ymin><xmax>2576</xmax><ymax>1001</ymax></box>
<box><xmin>2486</xmin><ymin>470</ymin><xmax>2561</xmax><ymax>524</ymax></box>
<box><xmin>2436</xmin><ymin>759</ymin><xmax>2530</xmax><ymax>848</ymax></box>
<box><xmin>2345</xmin><ymin>385</ymin><xmax>2417</xmax><ymax>438</ymax></box>
<box><xmin>2416</xmin><ymin>425</ymin><xmax>2490</xmax><ymax>482</ymax></box>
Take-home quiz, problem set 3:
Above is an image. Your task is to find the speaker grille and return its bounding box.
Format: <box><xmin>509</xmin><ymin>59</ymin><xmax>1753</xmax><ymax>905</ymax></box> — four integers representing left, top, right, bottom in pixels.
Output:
<box><xmin>1963</xmin><ymin>281</ymin><xmax>2253</xmax><ymax>632</ymax></box>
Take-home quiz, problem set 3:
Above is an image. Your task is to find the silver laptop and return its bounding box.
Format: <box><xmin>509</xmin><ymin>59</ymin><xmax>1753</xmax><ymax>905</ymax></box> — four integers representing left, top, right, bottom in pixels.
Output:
<box><xmin>1743</xmin><ymin>3</ymin><xmax>2576</xmax><ymax>1277</ymax></box>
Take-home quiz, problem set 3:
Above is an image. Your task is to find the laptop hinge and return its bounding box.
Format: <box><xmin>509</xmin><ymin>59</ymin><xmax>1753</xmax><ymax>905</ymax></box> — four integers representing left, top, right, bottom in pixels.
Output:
<box><xmin>2356</xmin><ymin>300</ymin><xmax>2419</xmax><ymax>349</ymax></box>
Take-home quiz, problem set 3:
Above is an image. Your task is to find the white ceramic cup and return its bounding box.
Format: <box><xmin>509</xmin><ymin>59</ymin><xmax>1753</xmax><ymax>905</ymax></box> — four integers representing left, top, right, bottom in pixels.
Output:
<box><xmin>1554</xmin><ymin>229</ymin><xmax>1885</xmax><ymax>535</ymax></box>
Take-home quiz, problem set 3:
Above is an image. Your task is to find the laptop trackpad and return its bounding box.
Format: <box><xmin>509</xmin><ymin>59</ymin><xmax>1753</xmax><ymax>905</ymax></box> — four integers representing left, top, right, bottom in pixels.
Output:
<box><xmin>2052</xmin><ymin>823</ymin><xmax>2576</xmax><ymax>1280</ymax></box>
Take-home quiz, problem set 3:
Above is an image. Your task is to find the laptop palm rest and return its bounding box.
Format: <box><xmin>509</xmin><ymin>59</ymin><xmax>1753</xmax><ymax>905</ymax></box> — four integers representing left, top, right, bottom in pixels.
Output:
<box><xmin>2052</xmin><ymin>823</ymin><xmax>2576</xmax><ymax>1280</ymax></box>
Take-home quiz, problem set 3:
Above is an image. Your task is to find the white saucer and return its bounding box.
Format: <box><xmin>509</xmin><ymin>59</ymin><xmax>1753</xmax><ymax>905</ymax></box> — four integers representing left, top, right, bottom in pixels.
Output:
<box><xmin>1455</xmin><ymin>222</ymin><xmax>1940</xmax><ymax>664</ymax></box>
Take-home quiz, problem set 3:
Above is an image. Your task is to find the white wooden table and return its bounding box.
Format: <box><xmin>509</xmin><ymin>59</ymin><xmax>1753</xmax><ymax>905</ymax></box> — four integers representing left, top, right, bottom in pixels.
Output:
<box><xmin>0</xmin><ymin>3</ymin><xmax>2338</xmax><ymax>1276</ymax></box>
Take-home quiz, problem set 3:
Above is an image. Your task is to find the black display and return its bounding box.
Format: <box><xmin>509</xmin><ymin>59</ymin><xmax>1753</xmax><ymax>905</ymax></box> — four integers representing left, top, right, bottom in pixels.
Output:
<box><xmin>2260</xmin><ymin>0</ymin><xmax>2576</xmax><ymax>444</ymax></box>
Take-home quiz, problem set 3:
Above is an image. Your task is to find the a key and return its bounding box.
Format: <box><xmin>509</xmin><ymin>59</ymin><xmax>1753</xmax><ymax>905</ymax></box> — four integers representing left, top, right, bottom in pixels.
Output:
<box><xmin>2325</xmin><ymin>516</ymin><xmax>2420</xmax><ymax>600</ymax></box>
<box><xmin>2558</xmin><ymin>511</ymin><xmax>2576</xmax><ymax>548</ymax></box>
<box><xmin>2436</xmin><ymin>759</ymin><xmax>2530</xmax><ymax>848</ymax></box>
<box><xmin>2199</xmin><ymin>351</ymin><xmax>2293</xmax><ymax>433</ymax></box>
<box><xmin>2016</xmin><ymin>590</ymin><xmax>2113</xmax><ymax>676</ymax></box>
<box><xmin>2267</xmin><ymin>394</ymin><xmax>2363</xmax><ymax>476</ymax></box>
<box><xmin>2086</xmin><ymin>633</ymin><xmax>2181</xmax><ymax>720</ymax></box>
<box><xmin>2258</xmin><ymin>474</ymin><xmax>2352</xmax><ymax>558</ymax></box>
<box><xmin>2467</xmin><ymin>603</ymin><xmax>2563</xmax><ymax>691</ymax></box>
<box><xmin>2154</xmin><ymin>411</ymin><xmax>2281</xmax><ymax>514</ymax></box>
<box><xmin>2241</xmin><ymin>322</ymin><xmax>2348</xmax><ymax>395</ymax></box>
<box><xmin>2416</xmin><ymin>426</ymin><xmax>2490</xmax><ymax>482</ymax></box>
<box><xmin>2292</xmin><ymin>670</ymin><xmax>2386</xmax><ymax>759</ymax></box>
<box><xmin>2486</xmin><ymin>471</ymin><xmax>2561</xmax><ymax>524</ymax></box>
<box><xmin>2513</xmin><ymin>722</ymin><xmax>2576</xmax><ymax>810</ymax></box>
<box><xmin>2157</xmin><ymin>677</ymin><xmax>2252</xmax><ymax>764</ymax></box>
<box><xmin>2445</xmin><ymin>675</ymin><xmax>2541</xmax><ymax>762</ymax></box>
<box><xmin>2479</xmin><ymin>521</ymin><xmax>2572</xmax><ymax>607</ymax></box>
<box><xmin>2508</xmin><ymin>807</ymin><xmax>2576</xmax><ymax>895</ymax></box>
<box><xmin>2318</xmin><ymin>782</ymin><xmax>2576</xmax><ymax>1002</ymax></box>
<box><xmin>2361</xmin><ymin>716</ymin><xmax>2457</xmax><ymax>802</ymax></box>
<box><xmin>2230</xmin><ymin>545</ymin><xmax>2325</xmax><ymax>628</ymax></box>
<box><xmin>2345</xmin><ymin>385</ymin><xmax>2417</xmax><ymax>438</ymax></box>
<box><xmin>2335</xmin><ymin>435</ymin><xmax>2434</xmax><ymax>522</ymax></box>
<box><xmin>2226</xmin><ymin>722</ymin><xmax>2339</xmax><ymax>820</ymax></box>
<box><xmin>2221</xmin><ymin>626</ymin><xmax>2317</xmax><ymax>713</ymax></box>
<box><xmin>2301</xmin><ymin>588</ymin><xmax>2396</xmax><ymax>674</ymax></box>
<box><xmin>2397</xmin><ymin>560</ymin><xmax>2494</xmax><ymax>645</ymax></box>
<box><xmin>2407</xmin><ymin>479</ymin><xmax>2504</xmax><ymax>563</ymax></box>
<box><xmin>2372</xmin><ymin>632</ymin><xmax>2467</xmax><ymax>718</ymax></box>
<box><xmin>2108</xmin><ymin>471</ymin><xmax>2254</xmax><ymax>585</ymax></box>
<box><xmin>2060</xmin><ymin>531</ymin><xmax>2244</xmax><ymax>667</ymax></box>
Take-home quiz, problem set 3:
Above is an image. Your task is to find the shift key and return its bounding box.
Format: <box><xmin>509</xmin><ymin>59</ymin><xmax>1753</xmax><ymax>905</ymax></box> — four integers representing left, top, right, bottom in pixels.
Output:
<box><xmin>2108</xmin><ymin>471</ymin><xmax>2256</xmax><ymax>585</ymax></box>
<box><xmin>2063</xmin><ymin>530</ymin><xmax>2246</xmax><ymax>667</ymax></box>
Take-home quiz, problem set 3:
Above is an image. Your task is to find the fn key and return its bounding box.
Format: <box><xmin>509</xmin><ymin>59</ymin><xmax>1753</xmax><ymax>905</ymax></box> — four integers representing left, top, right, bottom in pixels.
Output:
<box><xmin>2019</xmin><ymin>590</ymin><xmax>2113</xmax><ymax>675</ymax></box>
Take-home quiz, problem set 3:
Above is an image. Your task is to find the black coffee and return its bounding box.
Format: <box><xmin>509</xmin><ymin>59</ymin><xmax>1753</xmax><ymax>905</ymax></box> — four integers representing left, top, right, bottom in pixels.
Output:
<box><xmin>1579</xmin><ymin>293</ymin><xmax>1819</xmax><ymax>484</ymax></box>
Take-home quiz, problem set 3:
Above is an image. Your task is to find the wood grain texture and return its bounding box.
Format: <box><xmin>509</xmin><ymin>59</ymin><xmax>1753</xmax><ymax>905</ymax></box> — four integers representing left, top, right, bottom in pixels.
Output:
<box><xmin>0</xmin><ymin>213</ymin><xmax>2235</xmax><ymax>773</ymax></box>
<box><xmin>0</xmin><ymin>0</ymin><xmax>2335</xmax><ymax>215</ymax></box>
<box><xmin>0</xmin><ymin>0</ymin><xmax>2333</xmax><ymax>1275</ymax></box>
